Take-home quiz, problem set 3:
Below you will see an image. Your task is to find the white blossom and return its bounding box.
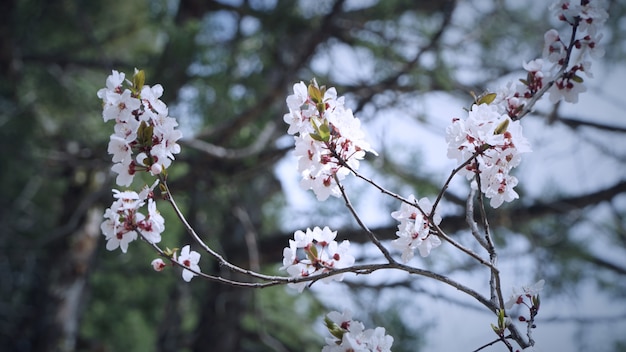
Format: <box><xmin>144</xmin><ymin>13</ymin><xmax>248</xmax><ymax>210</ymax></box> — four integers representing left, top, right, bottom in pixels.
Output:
<box><xmin>280</xmin><ymin>227</ymin><xmax>355</xmax><ymax>292</ymax></box>
<box><xmin>505</xmin><ymin>279</ymin><xmax>545</xmax><ymax>309</ymax></box>
<box><xmin>322</xmin><ymin>310</ymin><xmax>393</xmax><ymax>352</ymax></box>
<box><xmin>446</xmin><ymin>103</ymin><xmax>531</xmax><ymax>208</ymax></box>
<box><xmin>284</xmin><ymin>80</ymin><xmax>376</xmax><ymax>201</ymax></box>
<box><xmin>391</xmin><ymin>195</ymin><xmax>442</xmax><ymax>262</ymax></box>
<box><xmin>98</xmin><ymin>70</ymin><xmax>182</xmax><ymax>187</ymax></box>
<box><xmin>176</xmin><ymin>245</ymin><xmax>202</xmax><ymax>282</ymax></box>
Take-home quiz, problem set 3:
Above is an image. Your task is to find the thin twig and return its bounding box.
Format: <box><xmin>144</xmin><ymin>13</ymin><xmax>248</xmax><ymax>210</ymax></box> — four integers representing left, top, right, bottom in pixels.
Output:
<box><xmin>334</xmin><ymin>174</ymin><xmax>396</xmax><ymax>263</ymax></box>
<box><xmin>472</xmin><ymin>337</ymin><xmax>506</xmax><ymax>352</ymax></box>
<box><xmin>466</xmin><ymin>187</ymin><xmax>489</xmax><ymax>249</ymax></box>
<box><xmin>329</xmin><ymin>147</ymin><xmax>497</xmax><ymax>271</ymax></box>
<box><xmin>159</xmin><ymin>177</ymin><xmax>288</xmax><ymax>282</ymax></box>
<box><xmin>473</xmin><ymin>171</ymin><xmax>505</xmax><ymax>311</ymax></box>
<box><xmin>432</xmin><ymin>153</ymin><xmax>479</xmax><ymax>214</ymax></box>
<box><xmin>431</xmin><ymin>223</ymin><xmax>497</xmax><ymax>271</ymax></box>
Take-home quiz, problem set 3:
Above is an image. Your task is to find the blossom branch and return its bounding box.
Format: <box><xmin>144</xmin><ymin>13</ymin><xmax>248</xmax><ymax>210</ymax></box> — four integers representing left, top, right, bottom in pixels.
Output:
<box><xmin>98</xmin><ymin>4</ymin><xmax>609</xmax><ymax>347</ymax></box>
<box><xmin>329</xmin><ymin>148</ymin><xmax>495</xmax><ymax>269</ymax></box>
<box><xmin>158</xmin><ymin>177</ymin><xmax>289</xmax><ymax>283</ymax></box>
<box><xmin>515</xmin><ymin>17</ymin><xmax>580</xmax><ymax>120</ymax></box>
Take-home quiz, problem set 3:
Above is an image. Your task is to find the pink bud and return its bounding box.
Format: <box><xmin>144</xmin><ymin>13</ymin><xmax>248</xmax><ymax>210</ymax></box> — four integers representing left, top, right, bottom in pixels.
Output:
<box><xmin>151</xmin><ymin>258</ymin><xmax>167</xmax><ymax>271</ymax></box>
<box><xmin>150</xmin><ymin>163</ymin><xmax>163</xmax><ymax>175</ymax></box>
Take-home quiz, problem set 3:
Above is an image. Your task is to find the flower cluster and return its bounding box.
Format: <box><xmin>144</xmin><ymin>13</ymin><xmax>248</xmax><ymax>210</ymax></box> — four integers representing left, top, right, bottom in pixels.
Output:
<box><xmin>283</xmin><ymin>80</ymin><xmax>376</xmax><ymax>201</ymax></box>
<box><xmin>446</xmin><ymin>103</ymin><xmax>532</xmax><ymax>208</ymax></box>
<box><xmin>280</xmin><ymin>226</ymin><xmax>355</xmax><ymax>292</ymax></box>
<box><xmin>322</xmin><ymin>310</ymin><xmax>393</xmax><ymax>352</ymax></box>
<box><xmin>99</xmin><ymin>70</ymin><xmax>201</xmax><ymax>283</ymax></box>
<box><xmin>101</xmin><ymin>181</ymin><xmax>164</xmax><ymax>253</ymax></box>
<box><xmin>504</xmin><ymin>279</ymin><xmax>545</xmax><ymax>310</ymax></box>
<box><xmin>391</xmin><ymin>195</ymin><xmax>442</xmax><ymax>262</ymax></box>
<box><xmin>97</xmin><ymin>69</ymin><xmax>182</xmax><ymax>187</ymax></box>
<box><xmin>504</xmin><ymin>279</ymin><xmax>543</xmax><ymax>335</ymax></box>
<box><xmin>496</xmin><ymin>0</ymin><xmax>607</xmax><ymax>117</ymax></box>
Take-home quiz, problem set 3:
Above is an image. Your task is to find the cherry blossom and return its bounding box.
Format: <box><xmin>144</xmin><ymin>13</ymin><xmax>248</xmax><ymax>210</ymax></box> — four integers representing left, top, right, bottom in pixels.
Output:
<box><xmin>548</xmin><ymin>73</ymin><xmax>587</xmax><ymax>103</ymax></box>
<box><xmin>322</xmin><ymin>310</ymin><xmax>393</xmax><ymax>352</ymax></box>
<box><xmin>542</xmin><ymin>29</ymin><xmax>565</xmax><ymax>65</ymax></box>
<box><xmin>551</xmin><ymin>0</ymin><xmax>608</xmax><ymax>36</ymax></box>
<box><xmin>391</xmin><ymin>195</ymin><xmax>442</xmax><ymax>262</ymax></box>
<box><xmin>101</xmin><ymin>189</ymin><xmax>142</xmax><ymax>253</ymax></box>
<box><xmin>176</xmin><ymin>245</ymin><xmax>201</xmax><ymax>282</ymax></box>
<box><xmin>504</xmin><ymin>279</ymin><xmax>545</xmax><ymax>309</ymax></box>
<box><xmin>136</xmin><ymin>199</ymin><xmax>165</xmax><ymax>244</ymax></box>
<box><xmin>100</xmin><ymin>183</ymin><xmax>164</xmax><ymax>252</ymax></box>
<box><xmin>98</xmin><ymin>69</ymin><xmax>182</xmax><ymax>187</ymax></box>
<box><xmin>446</xmin><ymin>103</ymin><xmax>531</xmax><ymax>208</ymax></box>
<box><xmin>280</xmin><ymin>226</ymin><xmax>355</xmax><ymax>292</ymax></box>
<box><xmin>284</xmin><ymin>79</ymin><xmax>376</xmax><ymax>201</ymax></box>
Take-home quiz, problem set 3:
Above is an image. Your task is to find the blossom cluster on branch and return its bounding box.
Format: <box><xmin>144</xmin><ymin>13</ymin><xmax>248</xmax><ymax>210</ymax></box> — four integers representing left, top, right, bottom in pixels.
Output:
<box><xmin>445</xmin><ymin>103</ymin><xmax>532</xmax><ymax>208</ymax></box>
<box><xmin>97</xmin><ymin>70</ymin><xmax>182</xmax><ymax>186</ymax></box>
<box><xmin>96</xmin><ymin>1</ymin><xmax>608</xmax><ymax>351</ymax></box>
<box><xmin>391</xmin><ymin>195</ymin><xmax>442</xmax><ymax>262</ymax></box>
<box><xmin>322</xmin><ymin>310</ymin><xmax>394</xmax><ymax>352</ymax></box>
<box><xmin>445</xmin><ymin>0</ymin><xmax>607</xmax><ymax>207</ymax></box>
<box><xmin>283</xmin><ymin>79</ymin><xmax>377</xmax><ymax>201</ymax></box>
<box><xmin>98</xmin><ymin>69</ymin><xmax>201</xmax><ymax>282</ymax></box>
<box><xmin>100</xmin><ymin>181</ymin><xmax>162</xmax><ymax>252</ymax></box>
<box><xmin>280</xmin><ymin>226</ymin><xmax>355</xmax><ymax>292</ymax></box>
<box><xmin>498</xmin><ymin>0</ymin><xmax>607</xmax><ymax>115</ymax></box>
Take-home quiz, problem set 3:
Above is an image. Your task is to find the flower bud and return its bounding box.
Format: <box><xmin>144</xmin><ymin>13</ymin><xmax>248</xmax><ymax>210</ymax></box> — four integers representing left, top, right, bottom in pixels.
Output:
<box><xmin>150</xmin><ymin>163</ymin><xmax>163</xmax><ymax>176</ymax></box>
<box><xmin>151</xmin><ymin>258</ymin><xmax>167</xmax><ymax>271</ymax></box>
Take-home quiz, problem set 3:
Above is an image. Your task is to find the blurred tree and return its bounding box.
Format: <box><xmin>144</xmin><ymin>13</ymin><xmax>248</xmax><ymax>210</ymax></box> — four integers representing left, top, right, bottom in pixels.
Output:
<box><xmin>0</xmin><ymin>0</ymin><xmax>625</xmax><ymax>351</ymax></box>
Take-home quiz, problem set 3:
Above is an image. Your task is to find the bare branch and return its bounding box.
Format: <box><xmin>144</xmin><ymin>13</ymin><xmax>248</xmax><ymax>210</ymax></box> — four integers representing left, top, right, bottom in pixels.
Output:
<box><xmin>181</xmin><ymin>122</ymin><xmax>277</xmax><ymax>160</ymax></box>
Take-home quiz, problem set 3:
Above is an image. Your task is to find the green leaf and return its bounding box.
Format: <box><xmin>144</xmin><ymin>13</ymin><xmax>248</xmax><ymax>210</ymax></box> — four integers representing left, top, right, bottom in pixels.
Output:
<box><xmin>316</xmin><ymin>102</ymin><xmax>326</xmax><ymax>114</ymax></box>
<box><xmin>478</xmin><ymin>92</ymin><xmax>497</xmax><ymax>105</ymax></box>
<box><xmin>133</xmin><ymin>68</ymin><xmax>145</xmax><ymax>92</ymax></box>
<box><xmin>494</xmin><ymin>118</ymin><xmax>509</xmax><ymax>135</ymax></box>
<box><xmin>308</xmin><ymin>80</ymin><xmax>323</xmax><ymax>104</ymax></box>
<box><xmin>140</xmin><ymin>123</ymin><xmax>154</xmax><ymax>147</ymax></box>
<box><xmin>310</xmin><ymin>118</ymin><xmax>330</xmax><ymax>142</ymax></box>
<box><xmin>318</xmin><ymin>121</ymin><xmax>330</xmax><ymax>141</ymax></box>
<box><xmin>532</xmin><ymin>294</ymin><xmax>540</xmax><ymax>309</ymax></box>
<box><xmin>324</xmin><ymin>316</ymin><xmax>345</xmax><ymax>340</ymax></box>
<box><xmin>310</xmin><ymin>133</ymin><xmax>325</xmax><ymax>142</ymax></box>
<box><xmin>571</xmin><ymin>74</ymin><xmax>584</xmax><ymax>83</ymax></box>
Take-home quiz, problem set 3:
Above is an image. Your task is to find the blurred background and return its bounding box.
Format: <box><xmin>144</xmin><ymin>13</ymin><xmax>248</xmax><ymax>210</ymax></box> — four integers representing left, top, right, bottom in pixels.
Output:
<box><xmin>1</xmin><ymin>0</ymin><xmax>626</xmax><ymax>351</ymax></box>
